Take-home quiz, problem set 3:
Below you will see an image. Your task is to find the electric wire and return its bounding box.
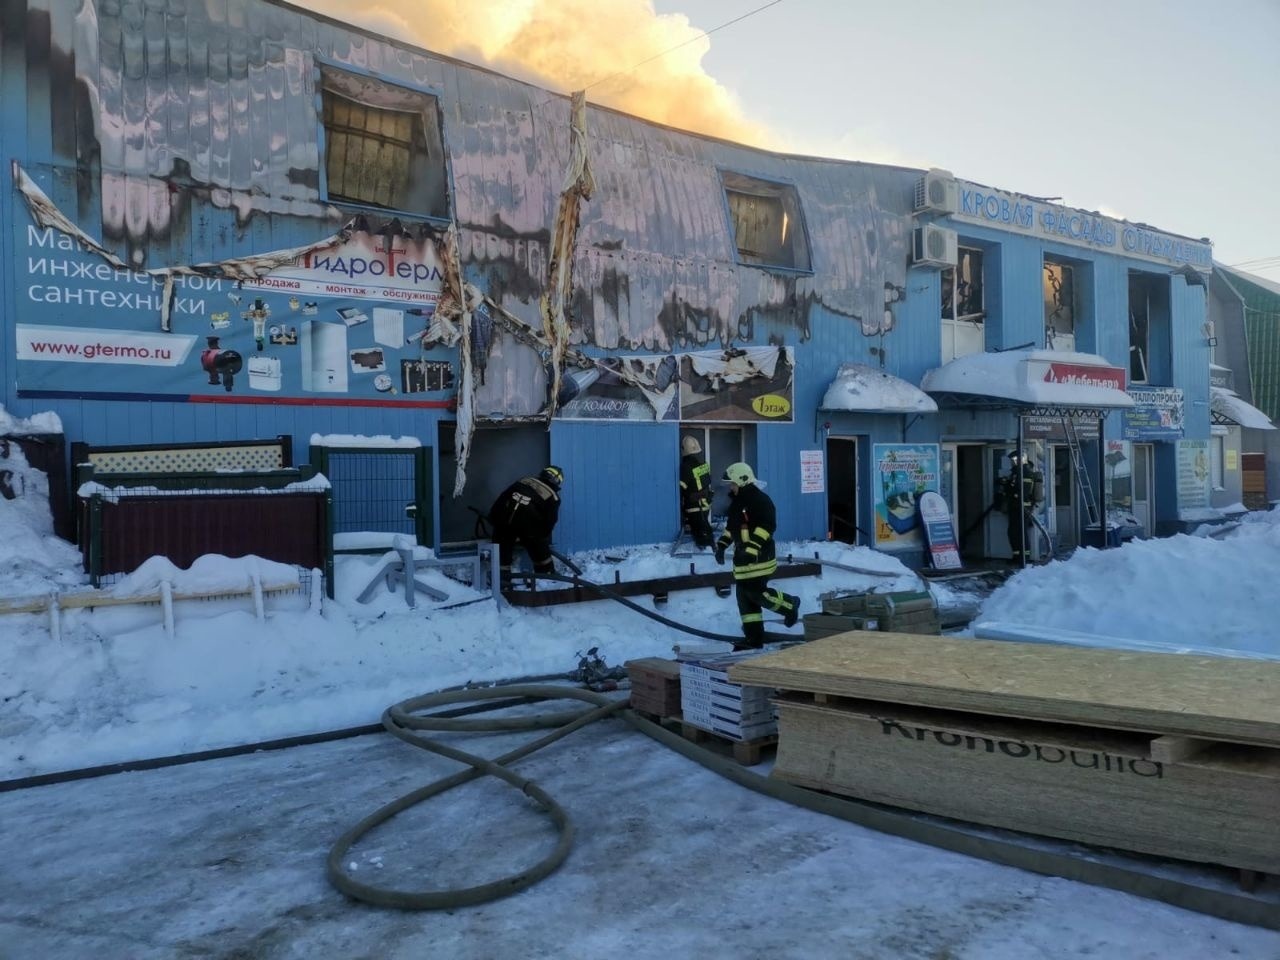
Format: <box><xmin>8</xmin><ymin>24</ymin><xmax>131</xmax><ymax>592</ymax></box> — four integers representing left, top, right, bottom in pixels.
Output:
<box><xmin>583</xmin><ymin>0</ymin><xmax>784</xmax><ymax>94</ymax></box>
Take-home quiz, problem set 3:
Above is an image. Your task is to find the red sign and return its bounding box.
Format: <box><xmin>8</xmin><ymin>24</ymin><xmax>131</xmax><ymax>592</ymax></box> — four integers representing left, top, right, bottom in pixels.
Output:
<box><xmin>1044</xmin><ymin>362</ymin><xmax>1126</xmax><ymax>391</ymax></box>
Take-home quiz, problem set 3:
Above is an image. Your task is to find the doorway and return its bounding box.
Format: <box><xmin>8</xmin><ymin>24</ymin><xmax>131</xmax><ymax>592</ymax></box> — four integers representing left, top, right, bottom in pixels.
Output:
<box><xmin>1050</xmin><ymin>445</ymin><xmax>1078</xmax><ymax>553</ymax></box>
<box><xmin>1131</xmin><ymin>443</ymin><xmax>1154</xmax><ymax>536</ymax></box>
<box><xmin>954</xmin><ymin>444</ymin><xmax>990</xmax><ymax>560</ymax></box>
<box><xmin>825</xmin><ymin>437</ymin><xmax>858</xmax><ymax>544</ymax></box>
<box><xmin>437</xmin><ymin>422</ymin><xmax>550</xmax><ymax>545</ymax></box>
<box><xmin>681</xmin><ymin>425</ymin><xmax>745</xmax><ymax>520</ymax></box>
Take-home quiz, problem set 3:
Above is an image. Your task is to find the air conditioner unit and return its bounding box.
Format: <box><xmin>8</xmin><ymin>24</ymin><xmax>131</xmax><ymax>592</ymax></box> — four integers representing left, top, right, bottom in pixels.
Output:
<box><xmin>912</xmin><ymin>225</ymin><xmax>958</xmax><ymax>268</ymax></box>
<box><xmin>914</xmin><ymin>168</ymin><xmax>958</xmax><ymax>214</ymax></box>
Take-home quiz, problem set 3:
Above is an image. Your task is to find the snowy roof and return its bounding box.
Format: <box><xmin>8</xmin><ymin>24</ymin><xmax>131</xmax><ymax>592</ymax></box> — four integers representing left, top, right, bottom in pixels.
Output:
<box><xmin>921</xmin><ymin>349</ymin><xmax>1134</xmax><ymax>410</ymax></box>
<box><xmin>1211</xmin><ymin>386</ymin><xmax>1276</xmax><ymax>430</ymax></box>
<box><xmin>819</xmin><ymin>363</ymin><xmax>938</xmax><ymax>414</ymax></box>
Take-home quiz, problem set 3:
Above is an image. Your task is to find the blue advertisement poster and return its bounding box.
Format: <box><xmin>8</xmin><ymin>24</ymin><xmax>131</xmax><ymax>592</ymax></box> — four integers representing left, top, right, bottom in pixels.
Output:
<box><xmin>872</xmin><ymin>443</ymin><xmax>941</xmax><ymax>549</ymax></box>
<box><xmin>1122</xmin><ymin>386</ymin><xmax>1184</xmax><ymax>440</ymax></box>
<box><xmin>14</xmin><ymin>212</ymin><xmax>456</xmax><ymax>407</ymax></box>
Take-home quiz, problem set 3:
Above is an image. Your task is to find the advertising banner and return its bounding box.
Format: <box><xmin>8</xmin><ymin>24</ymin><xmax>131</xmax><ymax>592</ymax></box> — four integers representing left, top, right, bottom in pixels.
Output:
<box><xmin>555</xmin><ymin>355</ymin><xmax>680</xmax><ymax>421</ymax></box>
<box><xmin>919</xmin><ymin>491</ymin><xmax>961</xmax><ymax>570</ymax></box>
<box><xmin>679</xmin><ymin>347</ymin><xmax>794</xmax><ymax>423</ymax></box>
<box><xmin>872</xmin><ymin>443</ymin><xmax>940</xmax><ymax>549</ymax></box>
<box><xmin>15</xmin><ymin>214</ymin><xmax>454</xmax><ymax>405</ymax></box>
<box><xmin>1176</xmin><ymin>439</ymin><xmax>1212</xmax><ymax>514</ymax></box>
<box><xmin>1123</xmin><ymin>386</ymin><xmax>1185</xmax><ymax>441</ymax></box>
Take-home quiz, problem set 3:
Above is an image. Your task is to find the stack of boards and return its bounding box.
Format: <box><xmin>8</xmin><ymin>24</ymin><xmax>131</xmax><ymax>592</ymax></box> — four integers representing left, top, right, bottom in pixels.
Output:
<box><xmin>728</xmin><ymin>633</ymin><xmax>1280</xmax><ymax>874</ymax></box>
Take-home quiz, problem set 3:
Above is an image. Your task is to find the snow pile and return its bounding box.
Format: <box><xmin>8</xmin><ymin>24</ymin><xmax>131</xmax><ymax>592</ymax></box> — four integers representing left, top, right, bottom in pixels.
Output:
<box><xmin>0</xmin><ymin>442</ymin><xmax>86</xmax><ymax>597</ymax></box>
<box><xmin>976</xmin><ymin>509</ymin><xmax>1280</xmax><ymax>656</ymax></box>
<box><xmin>111</xmin><ymin>554</ymin><xmax>302</xmax><ymax>596</ymax></box>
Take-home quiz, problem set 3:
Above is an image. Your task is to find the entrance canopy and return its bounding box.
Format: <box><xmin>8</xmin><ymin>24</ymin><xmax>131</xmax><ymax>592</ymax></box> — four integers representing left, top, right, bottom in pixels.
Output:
<box><xmin>922</xmin><ymin>349</ymin><xmax>1134</xmax><ymax>413</ymax></box>
<box><xmin>1211</xmin><ymin>386</ymin><xmax>1276</xmax><ymax>430</ymax></box>
<box><xmin>820</xmin><ymin>363</ymin><xmax>937</xmax><ymax>414</ymax></box>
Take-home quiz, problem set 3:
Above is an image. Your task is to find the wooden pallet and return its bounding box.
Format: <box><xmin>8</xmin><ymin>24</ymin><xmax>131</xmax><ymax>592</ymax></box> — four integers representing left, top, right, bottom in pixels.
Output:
<box><xmin>679</xmin><ymin>721</ymin><xmax>777</xmax><ymax>766</ymax></box>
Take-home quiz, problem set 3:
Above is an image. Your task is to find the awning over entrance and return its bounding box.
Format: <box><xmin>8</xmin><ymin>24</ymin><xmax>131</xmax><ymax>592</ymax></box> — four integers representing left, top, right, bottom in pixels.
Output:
<box><xmin>921</xmin><ymin>349</ymin><xmax>1134</xmax><ymax>412</ymax></box>
<box><xmin>1211</xmin><ymin>386</ymin><xmax>1276</xmax><ymax>430</ymax></box>
<box><xmin>819</xmin><ymin>363</ymin><xmax>937</xmax><ymax>414</ymax></box>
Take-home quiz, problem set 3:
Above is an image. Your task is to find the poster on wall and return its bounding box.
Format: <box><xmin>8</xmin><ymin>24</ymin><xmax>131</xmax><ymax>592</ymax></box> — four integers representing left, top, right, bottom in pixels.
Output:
<box><xmin>872</xmin><ymin>443</ymin><xmax>940</xmax><ymax>549</ymax></box>
<box><xmin>1176</xmin><ymin>439</ymin><xmax>1212</xmax><ymax>515</ymax></box>
<box><xmin>678</xmin><ymin>346</ymin><xmax>794</xmax><ymax>423</ymax></box>
<box><xmin>14</xmin><ymin>214</ymin><xmax>455</xmax><ymax>405</ymax></box>
<box><xmin>800</xmin><ymin>449</ymin><xmax>824</xmax><ymax>494</ymax></box>
<box><xmin>555</xmin><ymin>354</ymin><xmax>680</xmax><ymax>421</ymax></box>
<box><xmin>1123</xmin><ymin>386</ymin><xmax>1185</xmax><ymax>440</ymax></box>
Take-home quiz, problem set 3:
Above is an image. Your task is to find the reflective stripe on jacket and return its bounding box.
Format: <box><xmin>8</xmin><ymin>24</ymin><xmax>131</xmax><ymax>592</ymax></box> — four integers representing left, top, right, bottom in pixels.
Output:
<box><xmin>715</xmin><ymin>483</ymin><xmax>778</xmax><ymax>581</ymax></box>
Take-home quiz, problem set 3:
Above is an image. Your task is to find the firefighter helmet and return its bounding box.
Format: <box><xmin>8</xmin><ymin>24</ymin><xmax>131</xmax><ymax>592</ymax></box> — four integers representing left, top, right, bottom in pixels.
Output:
<box><xmin>723</xmin><ymin>462</ymin><xmax>756</xmax><ymax>487</ymax></box>
<box><xmin>539</xmin><ymin>465</ymin><xmax>564</xmax><ymax>490</ymax></box>
<box><xmin>681</xmin><ymin>436</ymin><xmax>702</xmax><ymax>456</ymax></box>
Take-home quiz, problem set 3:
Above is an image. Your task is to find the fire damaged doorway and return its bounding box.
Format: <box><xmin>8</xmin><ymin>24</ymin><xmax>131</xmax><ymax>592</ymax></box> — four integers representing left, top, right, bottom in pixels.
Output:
<box><xmin>826</xmin><ymin>436</ymin><xmax>859</xmax><ymax>544</ymax></box>
<box><xmin>437</xmin><ymin>422</ymin><xmax>551</xmax><ymax>545</ymax></box>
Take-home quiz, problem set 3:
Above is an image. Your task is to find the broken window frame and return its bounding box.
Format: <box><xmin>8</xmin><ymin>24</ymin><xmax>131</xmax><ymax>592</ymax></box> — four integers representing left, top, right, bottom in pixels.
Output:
<box><xmin>1042</xmin><ymin>258</ymin><xmax>1078</xmax><ymax>351</ymax></box>
<box><xmin>1128</xmin><ymin>270</ymin><xmax>1155</xmax><ymax>385</ymax></box>
<box><xmin>317</xmin><ymin>64</ymin><xmax>451</xmax><ymax>222</ymax></box>
<box><xmin>941</xmin><ymin>246</ymin><xmax>985</xmax><ymax>362</ymax></box>
<box><xmin>719</xmin><ymin>171</ymin><xmax>812</xmax><ymax>273</ymax></box>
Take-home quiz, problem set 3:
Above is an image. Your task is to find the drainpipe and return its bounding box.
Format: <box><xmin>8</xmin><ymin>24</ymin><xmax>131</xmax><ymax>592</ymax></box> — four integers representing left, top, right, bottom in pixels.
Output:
<box><xmin>1016</xmin><ymin>413</ymin><xmax>1026</xmax><ymax>568</ymax></box>
<box><xmin>1098</xmin><ymin>414</ymin><xmax>1107</xmax><ymax>549</ymax></box>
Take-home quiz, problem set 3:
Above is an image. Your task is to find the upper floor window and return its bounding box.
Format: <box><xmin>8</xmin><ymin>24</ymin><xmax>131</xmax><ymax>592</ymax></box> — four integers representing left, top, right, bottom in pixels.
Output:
<box><xmin>1128</xmin><ymin>271</ymin><xmax>1169</xmax><ymax>385</ymax></box>
<box><xmin>320</xmin><ymin>66</ymin><xmax>449</xmax><ymax>220</ymax></box>
<box><xmin>720</xmin><ymin>171</ymin><xmax>811</xmax><ymax>272</ymax></box>
<box><xmin>941</xmin><ymin>246</ymin><xmax>984</xmax><ymax>362</ymax></box>
<box><xmin>1043</xmin><ymin>259</ymin><xmax>1077</xmax><ymax>351</ymax></box>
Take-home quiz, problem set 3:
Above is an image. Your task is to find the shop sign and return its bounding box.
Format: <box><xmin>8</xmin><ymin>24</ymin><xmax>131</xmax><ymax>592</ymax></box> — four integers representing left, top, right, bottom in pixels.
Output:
<box><xmin>1043</xmin><ymin>362</ymin><xmax>1127</xmax><ymax>392</ymax></box>
<box><xmin>1123</xmin><ymin>386</ymin><xmax>1184</xmax><ymax>440</ymax></box>
<box><xmin>15</xmin><ymin>217</ymin><xmax>453</xmax><ymax>405</ymax></box>
<box><xmin>1023</xmin><ymin>415</ymin><xmax>1100</xmax><ymax>441</ymax></box>
<box><xmin>556</xmin><ymin>346</ymin><xmax>795</xmax><ymax>423</ymax></box>
<box><xmin>952</xmin><ymin>179</ymin><xmax>1213</xmax><ymax>272</ymax></box>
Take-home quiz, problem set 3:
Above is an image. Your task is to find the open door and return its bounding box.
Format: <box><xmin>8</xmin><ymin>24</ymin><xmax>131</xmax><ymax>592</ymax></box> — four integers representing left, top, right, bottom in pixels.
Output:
<box><xmin>825</xmin><ymin>437</ymin><xmax>858</xmax><ymax>543</ymax></box>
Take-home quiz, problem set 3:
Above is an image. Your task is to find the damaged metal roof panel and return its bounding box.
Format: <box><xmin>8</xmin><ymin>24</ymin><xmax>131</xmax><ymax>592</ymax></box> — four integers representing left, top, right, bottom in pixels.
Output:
<box><xmin>28</xmin><ymin>0</ymin><xmax>919</xmax><ymax>369</ymax></box>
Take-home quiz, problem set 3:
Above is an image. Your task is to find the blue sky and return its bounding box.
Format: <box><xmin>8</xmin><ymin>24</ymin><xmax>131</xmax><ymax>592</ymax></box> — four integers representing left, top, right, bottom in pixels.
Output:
<box><xmin>649</xmin><ymin>0</ymin><xmax>1280</xmax><ymax>277</ymax></box>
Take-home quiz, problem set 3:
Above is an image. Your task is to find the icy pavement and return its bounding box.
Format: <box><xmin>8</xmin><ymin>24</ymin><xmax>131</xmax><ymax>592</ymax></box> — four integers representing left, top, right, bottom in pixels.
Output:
<box><xmin>3</xmin><ymin>705</ymin><xmax>1277</xmax><ymax>960</ymax></box>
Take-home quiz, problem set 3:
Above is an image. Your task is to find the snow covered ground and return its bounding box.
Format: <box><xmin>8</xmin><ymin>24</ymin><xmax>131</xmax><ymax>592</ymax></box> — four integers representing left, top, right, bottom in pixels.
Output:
<box><xmin>1</xmin><ymin>435</ymin><xmax>1278</xmax><ymax>958</ymax></box>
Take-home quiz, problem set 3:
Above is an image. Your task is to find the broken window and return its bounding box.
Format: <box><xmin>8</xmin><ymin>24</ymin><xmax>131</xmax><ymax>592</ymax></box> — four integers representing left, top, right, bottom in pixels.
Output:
<box><xmin>320</xmin><ymin>66</ymin><xmax>449</xmax><ymax>219</ymax></box>
<box><xmin>720</xmin><ymin>171</ymin><xmax>811</xmax><ymax>271</ymax></box>
<box><xmin>1043</xmin><ymin>259</ymin><xmax>1077</xmax><ymax>351</ymax></box>
<box><xmin>941</xmin><ymin>246</ymin><xmax>985</xmax><ymax>362</ymax></box>
<box><xmin>1127</xmin><ymin>271</ymin><xmax>1168</xmax><ymax>384</ymax></box>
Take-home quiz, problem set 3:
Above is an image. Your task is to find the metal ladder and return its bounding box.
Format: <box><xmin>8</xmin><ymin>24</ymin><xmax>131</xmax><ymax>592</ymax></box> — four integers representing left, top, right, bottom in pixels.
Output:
<box><xmin>1062</xmin><ymin>416</ymin><xmax>1101</xmax><ymax>527</ymax></box>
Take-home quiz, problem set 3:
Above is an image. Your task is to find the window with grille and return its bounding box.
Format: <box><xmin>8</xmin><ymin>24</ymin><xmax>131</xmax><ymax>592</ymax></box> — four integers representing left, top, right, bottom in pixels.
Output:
<box><xmin>319</xmin><ymin>67</ymin><xmax>449</xmax><ymax>220</ymax></box>
<box><xmin>720</xmin><ymin>172</ymin><xmax>811</xmax><ymax>271</ymax></box>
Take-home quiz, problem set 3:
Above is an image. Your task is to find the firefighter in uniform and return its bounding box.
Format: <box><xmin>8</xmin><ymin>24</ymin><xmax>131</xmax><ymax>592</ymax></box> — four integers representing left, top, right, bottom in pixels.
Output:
<box><xmin>678</xmin><ymin>436</ymin><xmax>714</xmax><ymax>549</ymax></box>
<box><xmin>995</xmin><ymin>451</ymin><xmax>1044</xmax><ymax>564</ymax></box>
<box><xmin>714</xmin><ymin>462</ymin><xmax>800</xmax><ymax>649</ymax></box>
<box><xmin>489</xmin><ymin>465</ymin><xmax>564</xmax><ymax>577</ymax></box>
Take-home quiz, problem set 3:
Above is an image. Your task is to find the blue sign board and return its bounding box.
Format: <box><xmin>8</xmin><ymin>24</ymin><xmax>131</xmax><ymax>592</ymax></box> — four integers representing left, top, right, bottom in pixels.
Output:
<box><xmin>1122</xmin><ymin>386</ymin><xmax>1185</xmax><ymax>441</ymax></box>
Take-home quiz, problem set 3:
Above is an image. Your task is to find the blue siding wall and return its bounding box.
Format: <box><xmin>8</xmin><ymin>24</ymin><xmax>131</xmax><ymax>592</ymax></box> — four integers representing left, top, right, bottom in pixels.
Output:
<box><xmin>551</xmin><ymin>420</ymin><xmax>678</xmax><ymax>550</ymax></box>
<box><xmin>1172</xmin><ymin>275</ymin><xmax>1211</xmax><ymax>439</ymax></box>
